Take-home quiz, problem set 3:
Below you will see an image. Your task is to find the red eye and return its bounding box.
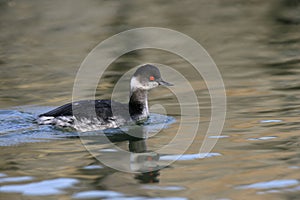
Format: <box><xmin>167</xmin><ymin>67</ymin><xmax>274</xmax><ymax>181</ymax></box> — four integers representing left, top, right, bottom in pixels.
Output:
<box><xmin>149</xmin><ymin>76</ymin><xmax>155</xmax><ymax>81</ymax></box>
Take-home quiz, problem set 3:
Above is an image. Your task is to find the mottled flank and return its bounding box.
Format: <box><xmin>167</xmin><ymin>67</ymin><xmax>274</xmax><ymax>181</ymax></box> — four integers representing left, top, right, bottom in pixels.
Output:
<box><xmin>37</xmin><ymin>115</ymin><xmax>127</xmax><ymax>132</ymax></box>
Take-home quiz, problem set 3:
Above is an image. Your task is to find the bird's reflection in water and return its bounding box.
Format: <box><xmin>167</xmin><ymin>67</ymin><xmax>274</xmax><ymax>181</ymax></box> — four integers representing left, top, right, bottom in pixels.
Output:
<box><xmin>128</xmin><ymin>135</ymin><xmax>161</xmax><ymax>183</ymax></box>
<box><xmin>80</xmin><ymin>124</ymin><xmax>166</xmax><ymax>183</ymax></box>
<box><xmin>118</xmin><ymin>125</ymin><xmax>163</xmax><ymax>183</ymax></box>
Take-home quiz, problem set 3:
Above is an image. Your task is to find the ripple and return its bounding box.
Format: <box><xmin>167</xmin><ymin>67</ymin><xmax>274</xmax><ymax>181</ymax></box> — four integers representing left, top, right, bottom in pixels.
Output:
<box><xmin>248</xmin><ymin>136</ymin><xmax>277</xmax><ymax>141</ymax></box>
<box><xmin>72</xmin><ymin>190</ymin><xmax>188</xmax><ymax>200</ymax></box>
<box><xmin>99</xmin><ymin>148</ymin><xmax>118</xmax><ymax>152</ymax></box>
<box><xmin>260</xmin><ymin>119</ymin><xmax>283</xmax><ymax>123</ymax></box>
<box><xmin>258</xmin><ymin>185</ymin><xmax>300</xmax><ymax>194</ymax></box>
<box><xmin>0</xmin><ymin>176</ymin><xmax>34</xmax><ymax>183</ymax></box>
<box><xmin>236</xmin><ymin>179</ymin><xmax>299</xmax><ymax>190</ymax></box>
<box><xmin>160</xmin><ymin>153</ymin><xmax>221</xmax><ymax>161</ymax></box>
<box><xmin>0</xmin><ymin>178</ymin><xmax>79</xmax><ymax>196</ymax></box>
<box><xmin>72</xmin><ymin>190</ymin><xmax>123</xmax><ymax>199</ymax></box>
<box><xmin>208</xmin><ymin>135</ymin><xmax>229</xmax><ymax>139</ymax></box>
<box><xmin>288</xmin><ymin>166</ymin><xmax>300</xmax><ymax>169</ymax></box>
<box><xmin>141</xmin><ymin>185</ymin><xmax>185</xmax><ymax>191</ymax></box>
<box><xmin>82</xmin><ymin>165</ymin><xmax>103</xmax><ymax>170</ymax></box>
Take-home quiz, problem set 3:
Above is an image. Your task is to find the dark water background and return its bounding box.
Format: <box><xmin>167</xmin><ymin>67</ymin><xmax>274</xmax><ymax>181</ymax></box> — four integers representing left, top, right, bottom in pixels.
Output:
<box><xmin>1</xmin><ymin>0</ymin><xmax>300</xmax><ymax>199</ymax></box>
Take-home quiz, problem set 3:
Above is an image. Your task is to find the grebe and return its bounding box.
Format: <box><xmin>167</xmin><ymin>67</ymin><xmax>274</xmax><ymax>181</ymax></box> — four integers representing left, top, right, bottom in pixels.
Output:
<box><xmin>37</xmin><ymin>64</ymin><xmax>173</xmax><ymax>132</ymax></box>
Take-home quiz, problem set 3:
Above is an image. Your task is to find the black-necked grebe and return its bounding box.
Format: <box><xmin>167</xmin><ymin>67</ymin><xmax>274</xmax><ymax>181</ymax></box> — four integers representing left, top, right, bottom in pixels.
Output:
<box><xmin>37</xmin><ymin>64</ymin><xmax>173</xmax><ymax>132</ymax></box>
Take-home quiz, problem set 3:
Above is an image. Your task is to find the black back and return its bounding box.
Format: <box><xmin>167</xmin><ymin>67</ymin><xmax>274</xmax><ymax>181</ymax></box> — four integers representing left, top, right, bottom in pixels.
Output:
<box><xmin>39</xmin><ymin>100</ymin><xmax>129</xmax><ymax>121</ymax></box>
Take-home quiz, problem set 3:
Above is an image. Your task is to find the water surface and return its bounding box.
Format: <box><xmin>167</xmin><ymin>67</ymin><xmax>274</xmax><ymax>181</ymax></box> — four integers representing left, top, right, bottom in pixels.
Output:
<box><xmin>1</xmin><ymin>1</ymin><xmax>300</xmax><ymax>199</ymax></box>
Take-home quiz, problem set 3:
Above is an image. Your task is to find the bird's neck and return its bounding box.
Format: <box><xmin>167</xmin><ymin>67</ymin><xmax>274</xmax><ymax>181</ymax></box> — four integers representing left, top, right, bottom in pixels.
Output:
<box><xmin>129</xmin><ymin>88</ymin><xmax>149</xmax><ymax>123</ymax></box>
